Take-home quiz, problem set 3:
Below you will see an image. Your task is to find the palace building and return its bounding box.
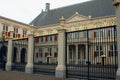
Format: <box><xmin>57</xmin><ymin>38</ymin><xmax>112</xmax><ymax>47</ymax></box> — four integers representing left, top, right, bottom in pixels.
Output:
<box><xmin>0</xmin><ymin>0</ymin><xmax>117</xmax><ymax>66</ymax></box>
<box><xmin>30</xmin><ymin>0</ymin><xmax>116</xmax><ymax>65</ymax></box>
<box><xmin>1</xmin><ymin>0</ymin><xmax>119</xmax><ymax>79</ymax></box>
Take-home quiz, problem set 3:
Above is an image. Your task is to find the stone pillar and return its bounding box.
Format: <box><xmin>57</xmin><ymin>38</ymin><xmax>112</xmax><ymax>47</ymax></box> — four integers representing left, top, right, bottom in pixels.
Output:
<box><xmin>25</xmin><ymin>34</ymin><xmax>34</xmax><ymax>73</ymax></box>
<box><xmin>67</xmin><ymin>45</ymin><xmax>69</xmax><ymax>64</ymax></box>
<box><xmin>6</xmin><ymin>38</ymin><xmax>13</xmax><ymax>71</ymax></box>
<box><xmin>75</xmin><ymin>44</ymin><xmax>79</xmax><ymax>64</ymax></box>
<box><xmin>55</xmin><ymin>29</ymin><xmax>66</xmax><ymax>78</ymax></box>
<box><xmin>113</xmin><ymin>0</ymin><xmax>120</xmax><ymax>80</ymax></box>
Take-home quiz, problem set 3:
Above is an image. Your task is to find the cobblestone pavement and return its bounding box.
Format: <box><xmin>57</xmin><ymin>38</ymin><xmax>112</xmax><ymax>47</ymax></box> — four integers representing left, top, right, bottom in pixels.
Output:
<box><xmin>0</xmin><ymin>70</ymin><xmax>76</xmax><ymax>80</ymax></box>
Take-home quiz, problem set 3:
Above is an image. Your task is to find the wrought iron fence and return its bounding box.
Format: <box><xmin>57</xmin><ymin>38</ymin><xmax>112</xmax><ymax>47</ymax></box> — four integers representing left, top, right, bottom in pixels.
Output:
<box><xmin>12</xmin><ymin>38</ymin><xmax>28</xmax><ymax>72</ymax></box>
<box><xmin>66</xmin><ymin>25</ymin><xmax>118</xmax><ymax>80</ymax></box>
<box><xmin>33</xmin><ymin>34</ymin><xmax>58</xmax><ymax>75</ymax></box>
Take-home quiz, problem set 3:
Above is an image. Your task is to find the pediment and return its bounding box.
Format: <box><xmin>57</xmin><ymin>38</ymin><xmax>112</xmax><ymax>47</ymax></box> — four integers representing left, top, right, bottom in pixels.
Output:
<box><xmin>66</xmin><ymin>12</ymin><xmax>89</xmax><ymax>23</ymax></box>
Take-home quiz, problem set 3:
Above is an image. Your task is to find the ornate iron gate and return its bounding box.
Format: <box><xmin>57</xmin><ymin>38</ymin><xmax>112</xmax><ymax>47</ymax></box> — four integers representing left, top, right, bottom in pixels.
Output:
<box><xmin>33</xmin><ymin>34</ymin><xmax>58</xmax><ymax>75</ymax></box>
<box><xmin>12</xmin><ymin>38</ymin><xmax>28</xmax><ymax>72</ymax></box>
<box><xmin>66</xmin><ymin>26</ymin><xmax>118</xmax><ymax>80</ymax></box>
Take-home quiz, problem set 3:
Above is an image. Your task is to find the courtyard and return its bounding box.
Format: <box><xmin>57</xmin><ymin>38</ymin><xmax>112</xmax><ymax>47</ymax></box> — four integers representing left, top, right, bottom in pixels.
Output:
<box><xmin>0</xmin><ymin>70</ymin><xmax>74</xmax><ymax>80</ymax></box>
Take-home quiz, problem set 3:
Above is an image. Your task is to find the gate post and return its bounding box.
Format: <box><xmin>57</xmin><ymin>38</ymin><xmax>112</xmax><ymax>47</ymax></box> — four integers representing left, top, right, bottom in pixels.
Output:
<box><xmin>55</xmin><ymin>16</ymin><xmax>66</xmax><ymax>78</ymax></box>
<box><xmin>25</xmin><ymin>34</ymin><xmax>34</xmax><ymax>73</ymax></box>
<box><xmin>55</xmin><ymin>29</ymin><xmax>66</xmax><ymax>78</ymax></box>
<box><xmin>113</xmin><ymin>0</ymin><xmax>120</xmax><ymax>80</ymax></box>
<box><xmin>6</xmin><ymin>31</ymin><xmax>13</xmax><ymax>71</ymax></box>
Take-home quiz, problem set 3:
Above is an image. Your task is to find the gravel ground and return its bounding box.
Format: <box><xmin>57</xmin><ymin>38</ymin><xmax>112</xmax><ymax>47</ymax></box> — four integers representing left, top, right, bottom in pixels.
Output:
<box><xmin>0</xmin><ymin>70</ymin><xmax>76</xmax><ymax>80</ymax></box>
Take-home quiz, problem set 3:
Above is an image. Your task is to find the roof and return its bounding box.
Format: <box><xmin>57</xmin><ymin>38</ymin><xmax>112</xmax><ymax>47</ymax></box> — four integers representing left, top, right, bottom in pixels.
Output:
<box><xmin>30</xmin><ymin>0</ymin><xmax>115</xmax><ymax>27</ymax></box>
<box><xmin>0</xmin><ymin>16</ymin><xmax>35</xmax><ymax>28</ymax></box>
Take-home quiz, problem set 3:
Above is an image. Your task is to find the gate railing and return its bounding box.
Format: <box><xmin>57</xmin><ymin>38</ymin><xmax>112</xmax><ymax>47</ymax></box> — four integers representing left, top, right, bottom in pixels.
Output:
<box><xmin>33</xmin><ymin>34</ymin><xmax>58</xmax><ymax>75</ymax></box>
<box><xmin>66</xmin><ymin>25</ymin><xmax>118</xmax><ymax>80</ymax></box>
<box><xmin>12</xmin><ymin>38</ymin><xmax>28</xmax><ymax>72</ymax></box>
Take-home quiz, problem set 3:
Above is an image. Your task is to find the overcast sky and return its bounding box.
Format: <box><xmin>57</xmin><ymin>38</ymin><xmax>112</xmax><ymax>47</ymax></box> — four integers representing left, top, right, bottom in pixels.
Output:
<box><xmin>0</xmin><ymin>0</ymin><xmax>90</xmax><ymax>24</ymax></box>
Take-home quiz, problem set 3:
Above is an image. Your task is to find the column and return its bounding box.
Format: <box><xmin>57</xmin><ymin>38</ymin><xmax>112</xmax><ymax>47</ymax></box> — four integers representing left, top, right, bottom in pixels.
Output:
<box><xmin>113</xmin><ymin>1</ymin><xmax>120</xmax><ymax>80</ymax></box>
<box><xmin>55</xmin><ymin>29</ymin><xmax>66</xmax><ymax>78</ymax></box>
<box><xmin>6</xmin><ymin>38</ymin><xmax>13</xmax><ymax>71</ymax></box>
<box><xmin>25</xmin><ymin>34</ymin><xmax>34</xmax><ymax>73</ymax></box>
<box><xmin>75</xmin><ymin>44</ymin><xmax>79</xmax><ymax>64</ymax></box>
<box><xmin>67</xmin><ymin>45</ymin><xmax>69</xmax><ymax>64</ymax></box>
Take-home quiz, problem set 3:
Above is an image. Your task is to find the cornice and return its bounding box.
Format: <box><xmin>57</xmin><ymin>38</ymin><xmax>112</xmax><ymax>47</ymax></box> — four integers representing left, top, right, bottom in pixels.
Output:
<box><xmin>37</xmin><ymin>23</ymin><xmax>60</xmax><ymax>28</ymax></box>
<box><xmin>33</xmin><ymin>15</ymin><xmax>116</xmax><ymax>36</ymax></box>
<box><xmin>0</xmin><ymin>16</ymin><xmax>38</xmax><ymax>31</ymax></box>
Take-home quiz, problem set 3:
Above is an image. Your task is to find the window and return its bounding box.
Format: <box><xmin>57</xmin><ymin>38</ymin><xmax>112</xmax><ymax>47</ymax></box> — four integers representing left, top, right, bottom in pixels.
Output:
<box><xmin>13</xmin><ymin>28</ymin><xmax>18</xmax><ymax>38</ymax></box>
<box><xmin>56</xmin><ymin>48</ymin><xmax>58</xmax><ymax>52</ymax></box>
<box><xmin>23</xmin><ymin>30</ymin><xmax>27</xmax><ymax>37</ymax></box>
<box><xmin>115</xmin><ymin>28</ymin><xmax>117</xmax><ymax>37</ymax></box>
<box><xmin>2</xmin><ymin>24</ymin><xmax>9</xmax><ymax>37</ymax></box>
<box><xmin>72</xmin><ymin>33</ymin><xmax>75</xmax><ymax>39</ymax></box>
<box><xmin>109</xmin><ymin>44</ymin><xmax>117</xmax><ymax>56</ymax></box>
<box><xmin>108</xmin><ymin>28</ymin><xmax>114</xmax><ymax>38</ymax></box>
<box><xmin>96</xmin><ymin>30</ymin><xmax>99</xmax><ymax>38</ymax></box>
<box><xmin>84</xmin><ymin>31</ymin><xmax>87</xmax><ymax>38</ymax></box>
<box><xmin>49</xmin><ymin>48</ymin><xmax>52</xmax><ymax>56</ymax></box>
<box><xmin>48</xmin><ymin>48</ymin><xmax>52</xmax><ymax>56</ymax></box>
<box><xmin>39</xmin><ymin>48</ymin><xmax>43</xmax><ymax>57</ymax></box>
<box><xmin>14</xmin><ymin>28</ymin><xmax>18</xmax><ymax>33</ymax></box>
<box><xmin>100</xmin><ymin>30</ymin><xmax>103</xmax><ymax>38</ymax></box>
<box><xmin>49</xmin><ymin>35</ymin><xmax>52</xmax><ymax>41</ymax></box>
<box><xmin>94</xmin><ymin>29</ymin><xmax>103</xmax><ymax>38</ymax></box>
<box><xmin>40</xmin><ymin>36</ymin><xmax>43</xmax><ymax>42</ymax></box>
<box><xmin>75</xmin><ymin>32</ymin><xmax>79</xmax><ymax>38</ymax></box>
<box><xmin>67</xmin><ymin>33</ymin><xmax>72</xmax><ymax>39</ymax></box>
<box><xmin>94</xmin><ymin>45</ymin><xmax>103</xmax><ymax>57</ymax></box>
<box><xmin>78</xmin><ymin>50</ymin><xmax>80</xmax><ymax>59</ymax></box>
<box><xmin>69</xmin><ymin>49</ymin><xmax>72</xmax><ymax>59</ymax></box>
<box><xmin>3</xmin><ymin>24</ymin><xmax>8</xmax><ymax>31</ymax></box>
<box><xmin>3</xmin><ymin>25</ymin><xmax>5</xmax><ymax>31</ymax></box>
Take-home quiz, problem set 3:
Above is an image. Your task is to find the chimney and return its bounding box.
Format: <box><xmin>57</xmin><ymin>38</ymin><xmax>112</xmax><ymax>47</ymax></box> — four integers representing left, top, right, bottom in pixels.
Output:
<box><xmin>45</xmin><ymin>3</ymin><xmax>50</xmax><ymax>12</ymax></box>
